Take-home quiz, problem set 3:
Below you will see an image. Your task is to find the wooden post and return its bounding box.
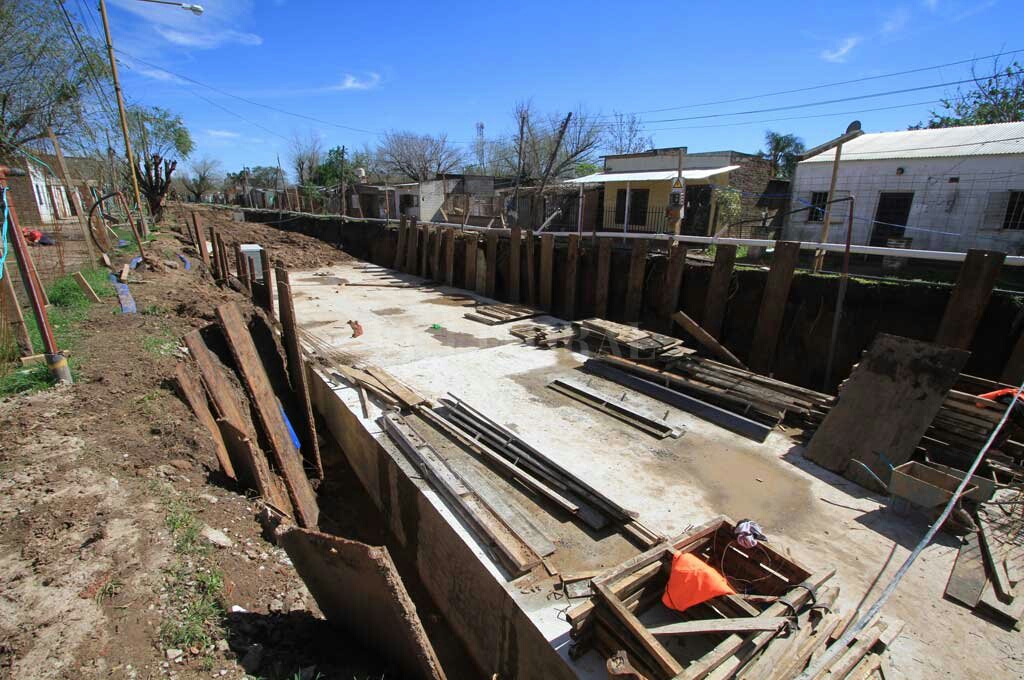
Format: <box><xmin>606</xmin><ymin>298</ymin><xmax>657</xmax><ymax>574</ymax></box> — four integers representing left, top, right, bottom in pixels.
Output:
<box><xmin>443</xmin><ymin>228</ymin><xmax>455</xmax><ymax>286</ymax></box>
<box><xmin>595</xmin><ymin>237</ymin><xmax>611</xmax><ymax>319</ymax></box>
<box><xmin>431</xmin><ymin>227</ymin><xmax>443</xmax><ymax>282</ymax></box>
<box><xmin>485</xmin><ymin>231</ymin><xmax>499</xmax><ymax>298</ymax></box>
<box><xmin>235</xmin><ymin>244</ymin><xmax>251</xmax><ymax>294</ymax></box>
<box><xmin>73</xmin><ymin>271</ymin><xmax>101</xmax><ymax>303</ymax></box>
<box><xmin>463</xmin><ymin>233</ymin><xmax>478</xmax><ymax>290</ymax></box>
<box><xmin>748</xmin><ymin>241</ymin><xmax>801</xmax><ymax>374</ymax></box>
<box><xmin>260</xmin><ymin>248</ymin><xmax>274</xmax><ymax>315</ymax></box>
<box><xmin>191</xmin><ymin>213</ymin><xmax>210</xmax><ymax>268</ymax></box>
<box><xmin>563</xmin><ymin>234</ymin><xmax>579</xmax><ymax>320</ymax></box>
<box><xmin>175</xmin><ymin>364</ymin><xmax>236</xmax><ymax>481</ymax></box>
<box><xmin>706</xmin><ymin>186</ymin><xmax>719</xmax><ymax>236</ymax></box>
<box><xmin>524</xmin><ymin>229</ymin><xmax>536</xmax><ymax>306</ymax></box>
<box><xmin>1</xmin><ymin>263</ymin><xmax>33</xmax><ymax>356</ymax></box>
<box><xmin>46</xmin><ymin>126</ymin><xmax>97</xmax><ymax>264</ymax></box>
<box><xmin>419</xmin><ymin>224</ymin><xmax>430</xmax><ymax>278</ymax></box>
<box><xmin>209</xmin><ymin>226</ymin><xmax>222</xmax><ymax>279</ymax></box>
<box><xmin>275</xmin><ymin>267</ymin><xmax>324</xmax><ymax>479</ymax></box>
<box><xmin>672</xmin><ymin>311</ymin><xmax>746</xmax><ymax>368</ymax></box>
<box><xmin>509</xmin><ymin>227</ymin><xmax>522</xmax><ymax>304</ymax></box>
<box><xmin>659</xmin><ymin>242</ymin><xmax>687</xmax><ymax>331</ymax></box>
<box><xmin>539</xmin><ymin>233</ymin><xmax>554</xmax><ymax>312</ymax></box>
<box><xmin>703</xmin><ymin>244</ymin><xmax>736</xmax><ymax>339</ymax></box>
<box><xmin>394</xmin><ymin>215</ymin><xmax>408</xmax><ymax>270</ymax></box>
<box><xmin>405</xmin><ymin>217</ymin><xmax>419</xmax><ymax>274</ymax></box>
<box><xmin>813</xmin><ymin>142</ymin><xmax>844</xmax><ymax>272</ymax></box>
<box><xmin>935</xmin><ymin>249</ymin><xmax>1006</xmax><ymax>350</ymax></box>
<box><xmin>623</xmin><ymin>238</ymin><xmax>648</xmax><ymax>321</ymax></box>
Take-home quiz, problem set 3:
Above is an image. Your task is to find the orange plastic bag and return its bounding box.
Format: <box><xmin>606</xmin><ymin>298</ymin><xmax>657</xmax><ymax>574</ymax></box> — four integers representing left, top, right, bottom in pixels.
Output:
<box><xmin>661</xmin><ymin>552</ymin><xmax>735</xmax><ymax>612</ymax></box>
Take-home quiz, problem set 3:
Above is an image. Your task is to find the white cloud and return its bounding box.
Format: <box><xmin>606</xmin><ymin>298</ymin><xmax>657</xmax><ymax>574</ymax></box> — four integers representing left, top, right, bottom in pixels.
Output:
<box><xmin>134</xmin><ymin>66</ymin><xmax>188</xmax><ymax>84</ymax></box>
<box><xmin>881</xmin><ymin>8</ymin><xmax>911</xmax><ymax>34</ymax></box>
<box><xmin>323</xmin><ymin>73</ymin><xmax>381</xmax><ymax>92</ymax></box>
<box><xmin>109</xmin><ymin>0</ymin><xmax>262</xmax><ymax>50</ymax></box>
<box><xmin>206</xmin><ymin>129</ymin><xmax>241</xmax><ymax>139</ymax></box>
<box><xmin>820</xmin><ymin>36</ymin><xmax>862</xmax><ymax>63</ymax></box>
<box><xmin>155</xmin><ymin>26</ymin><xmax>262</xmax><ymax>49</ymax></box>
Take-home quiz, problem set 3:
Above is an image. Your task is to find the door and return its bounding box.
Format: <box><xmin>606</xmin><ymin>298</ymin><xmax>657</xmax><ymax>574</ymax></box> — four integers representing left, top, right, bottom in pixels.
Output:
<box><xmin>870</xmin><ymin>192</ymin><xmax>914</xmax><ymax>246</ymax></box>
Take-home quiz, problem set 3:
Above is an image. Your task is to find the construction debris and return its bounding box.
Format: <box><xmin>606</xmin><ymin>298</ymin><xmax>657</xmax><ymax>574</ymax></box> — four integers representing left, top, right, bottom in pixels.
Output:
<box><xmin>547</xmin><ymin>377</ymin><xmax>685</xmax><ymax>440</ymax></box>
<box><xmin>464</xmin><ymin>302</ymin><xmax>538</xmax><ymax>325</ymax></box>
<box><xmin>508</xmin><ymin>321</ymin><xmax>575</xmax><ymax>348</ymax></box>
<box><xmin>575</xmin><ymin>318</ymin><xmax>687</xmax><ymax>359</ymax></box>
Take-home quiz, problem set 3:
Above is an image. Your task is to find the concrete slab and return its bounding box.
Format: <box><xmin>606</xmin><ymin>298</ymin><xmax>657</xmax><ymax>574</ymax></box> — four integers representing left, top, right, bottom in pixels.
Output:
<box><xmin>285</xmin><ymin>259</ymin><xmax>1019</xmax><ymax>680</ymax></box>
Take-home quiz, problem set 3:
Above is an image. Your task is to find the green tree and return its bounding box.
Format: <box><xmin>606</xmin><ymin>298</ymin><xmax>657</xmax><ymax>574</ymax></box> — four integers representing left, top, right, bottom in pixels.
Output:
<box><xmin>225</xmin><ymin>166</ymin><xmax>281</xmax><ymax>191</ymax></box>
<box><xmin>0</xmin><ymin>0</ymin><xmax>111</xmax><ymax>155</ymax></box>
<box><xmin>916</xmin><ymin>58</ymin><xmax>1024</xmax><ymax>128</ymax></box>
<box><xmin>760</xmin><ymin>130</ymin><xmax>805</xmax><ymax>179</ymax></box>
<box><xmin>128</xmin><ymin>106</ymin><xmax>193</xmax><ymax>221</ymax></box>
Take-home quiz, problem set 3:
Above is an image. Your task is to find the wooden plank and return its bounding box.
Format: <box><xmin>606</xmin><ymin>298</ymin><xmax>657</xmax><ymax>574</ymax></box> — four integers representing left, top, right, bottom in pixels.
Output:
<box><xmin>659</xmin><ymin>242</ymin><xmax>687</xmax><ymax>331</ymax></box>
<box><xmin>563</xmin><ymin>234</ymin><xmax>579</xmax><ymax>320</ymax></box>
<box><xmin>623</xmin><ymin>239</ymin><xmax>648</xmax><ymax>322</ymax></box>
<box><xmin>216</xmin><ymin>303</ymin><xmax>319</xmax><ymax>527</ymax></box>
<box><xmin>363</xmin><ymin>365</ymin><xmax>427</xmax><ymax>408</ymax></box>
<box><xmin>509</xmin><ymin>227</ymin><xmax>522</xmax><ymax>303</ymax></box>
<box><xmin>525</xmin><ymin>230</ymin><xmax>537</xmax><ymax>306</ymax></box>
<box><xmin>978</xmin><ymin>514</ymin><xmax>1015</xmax><ymax>600</ymax></box>
<box><xmin>405</xmin><ymin>218</ymin><xmax>419</xmax><ymax>274</ymax></box>
<box><xmin>276</xmin><ymin>267</ymin><xmax>324</xmax><ymax>479</ymax></box>
<box><xmin>183</xmin><ymin>330</ymin><xmax>290</xmax><ymax>515</ymax></box>
<box><xmin>279</xmin><ymin>527</ymin><xmax>447</xmax><ymax>680</ymax></box>
<box><xmin>539</xmin><ymin>233</ymin><xmax>554</xmax><ymax>311</ymax></box>
<box><xmin>748</xmin><ymin>241</ymin><xmax>800</xmax><ymax>374</ymax></box>
<box><xmin>443</xmin><ymin>228</ymin><xmax>455</xmax><ymax>286</ymax></box>
<box><xmin>208</xmin><ymin>225</ymin><xmax>221</xmax><ymax>278</ymax></box>
<box><xmin>73</xmin><ymin>272</ymin><xmax>101</xmax><ymax>303</ymax></box>
<box><xmin>191</xmin><ymin>212</ymin><xmax>210</xmax><ymax>268</ymax></box>
<box><xmin>803</xmin><ymin>334</ymin><xmax>969</xmax><ymax>487</ymax></box>
<box><xmin>672</xmin><ymin>311</ymin><xmax>746</xmax><ymax>369</ymax></box>
<box><xmin>649</xmin><ymin>617</ymin><xmax>789</xmax><ymax>637</ymax></box>
<box><xmin>816</xmin><ymin>621</ymin><xmax>886</xmax><ymax>680</ymax></box>
<box><xmin>485</xmin><ymin>231</ymin><xmax>499</xmax><ymax>298</ymax></box>
<box><xmin>595</xmin><ymin>237</ymin><xmax>612</xmax><ymax>319</ymax></box>
<box><xmin>174</xmin><ymin>363</ymin><xmax>236</xmax><ymax>480</ymax></box>
<box><xmin>393</xmin><ymin>216</ymin><xmax>408</xmax><ymax>270</ymax></box>
<box><xmin>420</xmin><ymin>225</ymin><xmax>430</xmax><ymax>278</ymax></box>
<box><xmin>944</xmin><ymin>530</ymin><xmax>988</xmax><ymax>608</ymax></box>
<box><xmin>703</xmin><ymin>244</ymin><xmax>736</xmax><ymax>340</ymax></box>
<box><xmin>935</xmin><ymin>249</ymin><xmax>1006</xmax><ymax>349</ymax></box>
<box><xmin>430</xmin><ymin>226</ymin><xmax>443</xmax><ymax>281</ymax></box>
<box><xmin>260</xmin><ymin>248</ymin><xmax>274</xmax><ymax>315</ymax></box>
<box><xmin>594</xmin><ymin>582</ymin><xmax>683</xmax><ymax>678</ymax></box>
<box><xmin>119</xmin><ymin>263</ymin><xmax>130</xmax><ymax>283</ymax></box>
<box><xmin>463</xmin><ymin>233</ymin><xmax>478</xmax><ymax>290</ymax></box>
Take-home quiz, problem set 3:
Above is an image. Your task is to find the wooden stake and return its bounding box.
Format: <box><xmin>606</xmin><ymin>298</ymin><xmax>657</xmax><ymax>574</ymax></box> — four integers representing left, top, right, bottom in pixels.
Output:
<box><xmin>595</xmin><ymin>237</ymin><xmax>611</xmax><ymax>319</ymax></box>
<box><xmin>1</xmin><ymin>263</ymin><xmax>33</xmax><ymax>356</ymax></box>
<box><xmin>703</xmin><ymin>244</ymin><xmax>736</xmax><ymax>339</ymax></box>
<box><xmin>539</xmin><ymin>233</ymin><xmax>554</xmax><ymax>311</ymax></box>
<box><xmin>175</xmin><ymin>363</ymin><xmax>236</xmax><ymax>480</ymax></box>
<box><xmin>623</xmin><ymin>239</ymin><xmax>648</xmax><ymax>321</ymax></box>
<box><xmin>46</xmin><ymin>126</ymin><xmax>97</xmax><ymax>264</ymax></box>
<box><xmin>563</xmin><ymin>234</ymin><xmax>579</xmax><ymax>320</ymax></box>
<box><xmin>509</xmin><ymin>227</ymin><xmax>521</xmax><ymax>303</ymax></box>
<box><xmin>748</xmin><ymin>241</ymin><xmax>801</xmax><ymax>374</ymax></box>
<box><xmin>73</xmin><ymin>271</ymin><xmax>101</xmax><ymax>303</ymax></box>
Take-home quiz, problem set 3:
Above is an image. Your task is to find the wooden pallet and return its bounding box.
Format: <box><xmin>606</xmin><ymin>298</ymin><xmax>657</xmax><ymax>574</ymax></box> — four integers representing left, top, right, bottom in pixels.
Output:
<box><xmin>464</xmin><ymin>303</ymin><xmax>538</xmax><ymax>325</ymax></box>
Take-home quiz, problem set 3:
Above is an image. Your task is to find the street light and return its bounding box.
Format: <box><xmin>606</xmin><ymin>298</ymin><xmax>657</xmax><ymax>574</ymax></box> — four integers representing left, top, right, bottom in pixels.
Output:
<box><xmin>138</xmin><ymin>0</ymin><xmax>205</xmax><ymax>14</ymax></box>
<box><xmin>96</xmin><ymin>0</ymin><xmax>203</xmax><ymax>238</ymax></box>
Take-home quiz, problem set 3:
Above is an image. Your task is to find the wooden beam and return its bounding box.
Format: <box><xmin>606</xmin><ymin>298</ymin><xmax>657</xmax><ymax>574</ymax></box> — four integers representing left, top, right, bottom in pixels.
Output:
<box><xmin>594</xmin><ymin>582</ymin><xmax>683</xmax><ymax>678</ymax></box>
<box><xmin>649</xmin><ymin>617</ymin><xmax>789</xmax><ymax>637</ymax></box>
<box><xmin>73</xmin><ymin>271</ymin><xmax>101</xmax><ymax>303</ymax></box>
<box><xmin>394</xmin><ymin>215</ymin><xmax>408</xmax><ymax>270</ymax></box>
<box><xmin>208</xmin><ymin>225</ymin><xmax>221</xmax><ymax>279</ymax></box>
<box><xmin>595</xmin><ymin>237</ymin><xmax>611</xmax><ymax>319</ymax></box>
<box><xmin>623</xmin><ymin>238</ymin><xmax>648</xmax><ymax>322</ymax></box>
<box><xmin>443</xmin><ymin>228</ymin><xmax>455</xmax><ymax>286</ymax></box>
<box><xmin>539</xmin><ymin>233</ymin><xmax>554</xmax><ymax>311</ymax></box>
<box><xmin>260</xmin><ymin>248</ymin><xmax>273</xmax><ymax>315</ymax></box>
<box><xmin>525</xmin><ymin>229</ymin><xmax>537</xmax><ymax>306</ymax></box>
<box><xmin>509</xmin><ymin>227</ymin><xmax>522</xmax><ymax>304</ymax></box>
<box><xmin>485</xmin><ymin>231</ymin><xmax>499</xmax><ymax>298</ymax></box>
<box><xmin>1</xmin><ymin>263</ymin><xmax>33</xmax><ymax>356</ymax></box>
<box><xmin>462</xmin><ymin>233</ymin><xmax>478</xmax><ymax>290</ymax></box>
<box><xmin>430</xmin><ymin>226</ymin><xmax>443</xmax><ymax>281</ymax></box>
<box><xmin>419</xmin><ymin>224</ymin><xmax>430</xmax><ymax>278</ymax></box>
<box><xmin>563</xmin><ymin>234</ymin><xmax>579</xmax><ymax>320</ymax></box>
<box><xmin>405</xmin><ymin>217</ymin><xmax>419</xmax><ymax>274</ymax></box>
<box><xmin>216</xmin><ymin>303</ymin><xmax>319</xmax><ymax>527</ymax></box>
<box><xmin>703</xmin><ymin>244</ymin><xmax>736</xmax><ymax>340</ymax></box>
<box><xmin>978</xmin><ymin>515</ymin><xmax>1015</xmax><ymax>600</ymax></box>
<box><xmin>748</xmin><ymin>241</ymin><xmax>800</xmax><ymax>374</ymax></box>
<box><xmin>672</xmin><ymin>311</ymin><xmax>746</xmax><ymax>368</ymax></box>
<box><xmin>935</xmin><ymin>249</ymin><xmax>1006</xmax><ymax>349</ymax></box>
<box><xmin>175</xmin><ymin>363</ymin><xmax>236</xmax><ymax>480</ymax></box>
<box><xmin>182</xmin><ymin>330</ymin><xmax>290</xmax><ymax>515</ymax></box>
<box><xmin>944</xmin><ymin>530</ymin><xmax>987</xmax><ymax>608</ymax></box>
<box><xmin>659</xmin><ymin>242</ymin><xmax>687</xmax><ymax>331</ymax></box>
<box><xmin>275</xmin><ymin>267</ymin><xmax>324</xmax><ymax>479</ymax></box>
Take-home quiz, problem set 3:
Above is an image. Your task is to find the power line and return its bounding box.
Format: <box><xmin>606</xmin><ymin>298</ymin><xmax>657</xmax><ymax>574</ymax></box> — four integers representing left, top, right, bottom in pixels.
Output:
<box><xmin>612</xmin><ymin>48</ymin><xmax>1023</xmax><ymax>117</ymax></box>
<box><xmin>53</xmin><ymin>0</ymin><xmax>119</xmax><ymax>122</ymax></box>
<box><xmin>638</xmin><ymin>70</ymin><xmax>1024</xmax><ymax>125</ymax></box>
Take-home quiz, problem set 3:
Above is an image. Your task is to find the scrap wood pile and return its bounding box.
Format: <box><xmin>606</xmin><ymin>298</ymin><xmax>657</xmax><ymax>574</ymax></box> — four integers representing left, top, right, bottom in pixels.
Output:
<box><xmin>567</xmin><ymin>517</ymin><xmax>901</xmax><ymax>680</ymax></box>
<box><xmin>464</xmin><ymin>302</ymin><xmax>537</xmax><ymax>325</ymax></box>
<box><xmin>945</xmin><ymin>487</ymin><xmax>1024</xmax><ymax>629</ymax></box>
<box><xmin>574</xmin><ymin>319</ymin><xmax>690</xmax><ymax>360</ymax></box>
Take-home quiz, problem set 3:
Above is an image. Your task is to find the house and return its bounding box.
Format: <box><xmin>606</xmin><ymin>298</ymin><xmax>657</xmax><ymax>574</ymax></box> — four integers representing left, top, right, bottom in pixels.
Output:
<box><xmin>1</xmin><ymin>152</ymin><xmax>107</xmax><ymax>227</ymax></box>
<box><xmin>783</xmin><ymin>121</ymin><xmax>1024</xmax><ymax>254</ymax></box>
<box><xmin>565</xmin><ymin>147</ymin><xmax>781</xmax><ymax>235</ymax></box>
<box><xmin>394</xmin><ymin>174</ymin><xmax>504</xmax><ymax>225</ymax></box>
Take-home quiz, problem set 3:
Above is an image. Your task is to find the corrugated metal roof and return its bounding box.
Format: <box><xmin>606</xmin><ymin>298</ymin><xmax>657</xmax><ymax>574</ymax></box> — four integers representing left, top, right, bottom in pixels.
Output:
<box><xmin>801</xmin><ymin>122</ymin><xmax>1024</xmax><ymax>163</ymax></box>
<box><xmin>565</xmin><ymin>166</ymin><xmax>739</xmax><ymax>184</ymax></box>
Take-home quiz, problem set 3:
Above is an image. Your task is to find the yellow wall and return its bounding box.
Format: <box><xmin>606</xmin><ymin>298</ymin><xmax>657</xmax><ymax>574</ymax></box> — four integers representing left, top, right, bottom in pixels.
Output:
<box><xmin>601</xmin><ymin>180</ymin><xmax>673</xmax><ymax>231</ymax></box>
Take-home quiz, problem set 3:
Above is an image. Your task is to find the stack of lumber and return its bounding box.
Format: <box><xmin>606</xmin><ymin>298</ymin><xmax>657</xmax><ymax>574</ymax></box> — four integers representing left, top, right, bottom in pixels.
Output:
<box><xmin>465</xmin><ymin>302</ymin><xmax>537</xmax><ymax>325</ymax></box>
<box><xmin>567</xmin><ymin>518</ymin><xmax>901</xmax><ymax>680</ymax></box>
<box><xmin>508</xmin><ymin>321</ymin><xmax>576</xmax><ymax>348</ymax></box>
<box><xmin>945</xmin><ymin>488</ymin><xmax>1024</xmax><ymax>629</ymax></box>
<box><xmin>575</xmin><ymin>318</ymin><xmax>689</xmax><ymax>360</ymax></box>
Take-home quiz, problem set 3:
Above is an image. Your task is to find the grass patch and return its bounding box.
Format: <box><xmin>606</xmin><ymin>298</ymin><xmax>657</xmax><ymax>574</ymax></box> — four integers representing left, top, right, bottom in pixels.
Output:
<box><xmin>0</xmin><ymin>362</ymin><xmax>52</xmax><ymax>395</ymax></box>
<box><xmin>143</xmin><ymin>330</ymin><xmax>178</xmax><ymax>357</ymax></box>
<box><xmin>95</xmin><ymin>577</ymin><xmax>123</xmax><ymax>604</ymax></box>
<box><xmin>164</xmin><ymin>498</ymin><xmax>206</xmax><ymax>556</ymax></box>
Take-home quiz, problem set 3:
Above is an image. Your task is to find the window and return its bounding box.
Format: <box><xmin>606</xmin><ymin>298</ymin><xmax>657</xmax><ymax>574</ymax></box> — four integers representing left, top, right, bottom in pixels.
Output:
<box><xmin>614</xmin><ymin>188</ymin><xmax>650</xmax><ymax>227</ymax></box>
<box><xmin>807</xmin><ymin>191</ymin><xmax>829</xmax><ymax>222</ymax></box>
<box><xmin>1004</xmin><ymin>191</ymin><xmax>1024</xmax><ymax>230</ymax></box>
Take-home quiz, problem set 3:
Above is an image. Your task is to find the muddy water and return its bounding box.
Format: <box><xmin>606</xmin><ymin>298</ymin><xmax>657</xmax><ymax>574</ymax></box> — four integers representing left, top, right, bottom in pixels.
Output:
<box><xmin>424</xmin><ymin>326</ymin><xmax>510</xmax><ymax>349</ymax></box>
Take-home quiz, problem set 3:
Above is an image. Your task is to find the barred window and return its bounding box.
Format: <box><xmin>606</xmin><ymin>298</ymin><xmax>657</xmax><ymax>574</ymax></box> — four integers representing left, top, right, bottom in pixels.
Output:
<box><xmin>1004</xmin><ymin>191</ymin><xmax>1024</xmax><ymax>230</ymax></box>
<box><xmin>807</xmin><ymin>191</ymin><xmax>829</xmax><ymax>222</ymax></box>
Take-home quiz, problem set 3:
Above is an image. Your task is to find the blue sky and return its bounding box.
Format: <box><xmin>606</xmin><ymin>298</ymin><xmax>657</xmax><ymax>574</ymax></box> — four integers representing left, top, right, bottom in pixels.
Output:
<box><xmin>73</xmin><ymin>0</ymin><xmax>1019</xmax><ymax>177</ymax></box>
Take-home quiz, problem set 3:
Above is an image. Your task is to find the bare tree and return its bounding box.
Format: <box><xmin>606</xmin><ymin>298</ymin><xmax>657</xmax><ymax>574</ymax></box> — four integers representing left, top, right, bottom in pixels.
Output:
<box><xmin>604</xmin><ymin>112</ymin><xmax>652</xmax><ymax>155</ymax></box>
<box><xmin>378</xmin><ymin>131</ymin><xmax>463</xmax><ymax>181</ymax></box>
<box><xmin>181</xmin><ymin>157</ymin><xmax>222</xmax><ymax>201</ymax></box>
<box><xmin>493</xmin><ymin>103</ymin><xmax>603</xmax><ymax>182</ymax></box>
<box><xmin>289</xmin><ymin>131</ymin><xmax>323</xmax><ymax>185</ymax></box>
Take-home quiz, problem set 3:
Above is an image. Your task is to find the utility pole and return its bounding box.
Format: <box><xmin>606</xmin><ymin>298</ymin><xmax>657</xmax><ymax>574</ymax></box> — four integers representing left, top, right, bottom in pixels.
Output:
<box><xmin>98</xmin><ymin>0</ymin><xmax>149</xmax><ymax>237</ymax></box>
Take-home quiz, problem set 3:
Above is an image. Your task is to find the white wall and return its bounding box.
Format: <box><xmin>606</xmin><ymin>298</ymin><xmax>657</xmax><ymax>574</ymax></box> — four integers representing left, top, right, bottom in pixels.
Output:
<box><xmin>417</xmin><ymin>180</ymin><xmax>445</xmax><ymax>222</ymax></box>
<box><xmin>604</xmin><ymin>149</ymin><xmax>687</xmax><ymax>173</ymax></box>
<box><xmin>783</xmin><ymin>154</ymin><xmax>1024</xmax><ymax>254</ymax></box>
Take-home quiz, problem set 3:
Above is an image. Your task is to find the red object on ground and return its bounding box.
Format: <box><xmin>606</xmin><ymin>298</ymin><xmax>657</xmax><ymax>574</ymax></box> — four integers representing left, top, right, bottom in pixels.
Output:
<box><xmin>23</xmin><ymin>229</ymin><xmax>43</xmax><ymax>244</ymax></box>
<box><xmin>661</xmin><ymin>552</ymin><xmax>735</xmax><ymax>613</ymax></box>
<box><xmin>348</xmin><ymin>320</ymin><xmax>363</xmax><ymax>338</ymax></box>
<box><xmin>976</xmin><ymin>388</ymin><xmax>1024</xmax><ymax>408</ymax></box>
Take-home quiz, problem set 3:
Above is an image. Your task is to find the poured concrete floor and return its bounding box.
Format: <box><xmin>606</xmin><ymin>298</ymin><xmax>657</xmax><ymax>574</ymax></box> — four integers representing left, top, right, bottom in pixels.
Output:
<box><xmin>286</xmin><ymin>259</ymin><xmax>1020</xmax><ymax>680</ymax></box>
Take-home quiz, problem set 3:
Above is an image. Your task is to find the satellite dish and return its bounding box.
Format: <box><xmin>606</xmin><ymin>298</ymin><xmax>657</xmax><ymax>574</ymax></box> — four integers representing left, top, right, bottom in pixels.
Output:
<box><xmin>846</xmin><ymin>120</ymin><xmax>862</xmax><ymax>134</ymax></box>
